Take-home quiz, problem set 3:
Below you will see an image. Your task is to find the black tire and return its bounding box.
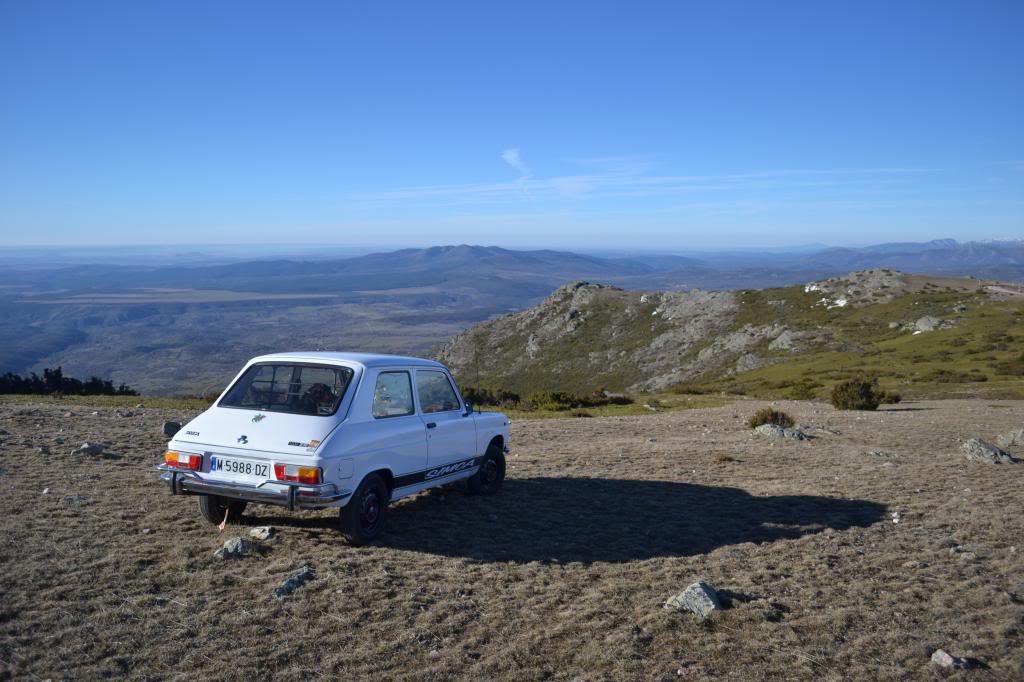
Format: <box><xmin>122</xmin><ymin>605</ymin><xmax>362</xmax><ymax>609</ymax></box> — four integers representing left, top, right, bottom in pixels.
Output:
<box><xmin>467</xmin><ymin>445</ymin><xmax>505</xmax><ymax>495</ymax></box>
<box><xmin>197</xmin><ymin>495</ymin><xmax>247</xmax><ymax>525</ymax></box>
<box><xmin>340</xmin><ymin>473</ymin><xmax>389</xmax><ymax>546</ymax></box>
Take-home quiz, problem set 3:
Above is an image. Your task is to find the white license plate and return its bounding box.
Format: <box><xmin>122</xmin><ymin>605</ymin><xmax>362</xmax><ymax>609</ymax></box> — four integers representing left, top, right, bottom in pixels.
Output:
<box><xmin>210</xmin><ymin>456</ymin><xmax>271</xmax><ymax>481</ymax></box>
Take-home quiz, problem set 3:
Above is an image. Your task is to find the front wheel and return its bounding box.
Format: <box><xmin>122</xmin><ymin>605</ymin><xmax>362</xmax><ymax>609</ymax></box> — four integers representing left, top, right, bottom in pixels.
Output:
<box><xmin>340</xmin><ymin>473</ymin><xmax>389</xmax><ymax>545</ymax></box>
<box><xmin>198</xmin><ymin>495</ymin><xmax>247</xmax><ymax>525</ymax></box>
<box><xmin>467</xmin><ymin>446</ymin><xmax>505</xmax><ymax>495</ymax></box>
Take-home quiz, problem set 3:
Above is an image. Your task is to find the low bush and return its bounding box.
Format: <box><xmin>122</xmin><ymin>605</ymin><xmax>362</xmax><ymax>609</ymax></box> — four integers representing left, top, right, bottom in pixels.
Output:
<box><xmin>830</xmin><ymin>377</ymin><xmax>882</xmax><ymax>411</ymax></box>
<box><xmin>923</xmin><ymin>369</ymin><xmax>988</xmax><ymax>383</ymax></box>
<box><xmin>525</xmin><ymin>391</ymin><xmax>583</xmax><ymax>411</ymax></box>
<box><xmin>461</xmin><ymin>386</ymin><xmax>521</xmax><ymax>407</ymax></box>
<box><xmin>787</xmin><ymin>381</ymin><xmax>820</xmax><ymax>401</ymax></box>
<box><xmin>880</xmin><ymin>391</ymin><xmax>902</xmax><ymax>404</ymax></box>
<box><xmin>747</xmin><ymin>408</ymin><xmax>795</xmax><ymax>429</ymax></box>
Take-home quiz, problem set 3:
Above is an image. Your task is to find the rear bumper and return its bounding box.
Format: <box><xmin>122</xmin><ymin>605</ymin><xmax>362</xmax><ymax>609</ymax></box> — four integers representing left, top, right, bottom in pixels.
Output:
<box><xmin>157</xmin><ymin>465</ymin><xmax>352</xmax><ymax>511</ymax></box>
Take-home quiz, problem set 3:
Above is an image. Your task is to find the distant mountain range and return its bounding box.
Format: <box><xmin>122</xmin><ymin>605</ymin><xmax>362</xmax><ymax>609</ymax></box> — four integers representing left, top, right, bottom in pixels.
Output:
<box><xmin>1</xmin><ymin>239</ymin><xmax>1022</xmax><ymax>394</ymax></box>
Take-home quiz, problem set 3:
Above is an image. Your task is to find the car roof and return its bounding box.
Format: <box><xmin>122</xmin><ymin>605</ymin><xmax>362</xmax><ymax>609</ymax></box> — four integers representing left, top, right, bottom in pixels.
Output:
<box><xmin>247</xmin><ymin>351</ymin><xmax>447</xmax><ymax>370</ymax></box>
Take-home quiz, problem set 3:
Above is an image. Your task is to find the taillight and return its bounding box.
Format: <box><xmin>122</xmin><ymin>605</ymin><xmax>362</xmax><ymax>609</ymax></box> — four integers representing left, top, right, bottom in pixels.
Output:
<box><xmin>274</xmin><ymin>463</ymin><xmax>322</xmax><ymax>484</ymax></box>
<box><xmin>164</xmin><ymin>451</ymin><xmax>201</xmax><ymax>471</ymax></box>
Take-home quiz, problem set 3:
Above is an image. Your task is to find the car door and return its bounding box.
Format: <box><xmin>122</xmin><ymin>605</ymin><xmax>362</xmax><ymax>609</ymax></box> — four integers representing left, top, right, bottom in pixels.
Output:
<box><xmin>415</xmin><ymin>369</ymin><xmax>477</xmax><ymax>472</ymax></box>
<box><xmin>363</xmin><ymin>369</ymin><xmax>427</xmax><ymax>490</ymax></box>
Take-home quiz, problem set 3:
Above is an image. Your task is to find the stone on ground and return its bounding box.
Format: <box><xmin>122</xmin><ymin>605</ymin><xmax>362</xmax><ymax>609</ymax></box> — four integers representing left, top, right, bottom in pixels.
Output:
<box><xmin>214</xmin><ymin>537</ymin><xmax>257</xmax><ymax>560</ymax></box>
<box><xmin>930</xmin><ymin>649</ymin><xmax>978</xmax><ymax>669</ymax></box>
<box><xmin>664</xmin><ymin>580</ymin><xmax>723</xmax><ymax>617</ymax></box>
<box><xmin>996</xmin><ymin>427</ymin><xmax>1024</xmax><ymax>449</ymax></box>
<box><xmin>274</xmin><ymin>565</ymin><xmax>315</xmax><ymax>599</ymax></box>
<box><xmin>249</xmin><ymin>526</ymin><xmax>274</xmax><ymax>541</ymax></box>
<box><xmin>754</xmin><ymin>424</ymin><xmax>808</xmax><ymax>441</ymax></box>
<box><xmin>72</xmin><ymin>442</ymin><xmax>105</xmax><ymax>456</ymax></box>
<box><xmin>961</xmin><ymin>438</ymin><xmax>1018</xmax><ymax>464</ymax></box>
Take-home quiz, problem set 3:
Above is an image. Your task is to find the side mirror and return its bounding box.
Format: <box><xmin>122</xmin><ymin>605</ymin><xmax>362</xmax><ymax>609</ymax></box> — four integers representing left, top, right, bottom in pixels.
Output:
<box><xmin>462</xmin><ymin>401</ymin><xmax>474</xmax><ymax>417</ymax></box>
<box><xmin>162</xmin><ymin>421</ymin><xmax>182</xmax><ymax>437</ymax></box>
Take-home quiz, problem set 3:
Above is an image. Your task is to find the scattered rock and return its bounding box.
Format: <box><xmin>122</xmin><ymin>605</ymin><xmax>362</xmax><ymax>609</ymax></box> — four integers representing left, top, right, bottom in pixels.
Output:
<box><xmin>37</xmin><ymin>446</ymin><xmax>50</xmax><ymax>455</ymax></box>
<box><xmin>135</xmin><ymin>403</ymin><xmax>145</xmax><ymax>409</ymax></box>
<box><xmin>249</xmin><ymin>526</ymin><xmax>275</xmax><ymax>541</ymax></box>
<box><xmin>867</xmin><ymin>450</ymin><xmax>898</xmax><ymax>458</ymax></box>
<box><xmin>664</xmin><ymin>580</ymin><xmax>723</xmax><ymax>618</ymax></box>
<box><xmin>62</xmin><ymin>494</ymin><xmax>90</xmax><ymax>504</ymax></box>
<box><xmin>931</xmin><ymin>649</ymin><xmax>979</xmax><ymax>669</ymax></box>
<box><xmin>141</xmin><ymin>528</ymin><xmax>151</xmax><ymax>534</ymax></box>
<box><xmin>754</xmin><ymin>424</ymin><xmax>808</xmax><ymax>441</ymax></box>
<box><xmin>902</xmin><ymin>560</ymin><xmax>924</xmax><ymax>569</ymax></box>
<box><xmin>214</xmin><ymin>537</ymin><xmax>257</xmax><ymax>560</ymax></box>
<box><xmin>996</xmin><ymin>428</ymin><xmax>1024</xmax><ymax>449</ymax></box>
<box><xmin>961</xmin><ymin>438</ymin><xmax>1018</xmax><ymax>464</ymax></box>
<box><xmin>427</xmin><ymin>649</ymin><xmax>441</xmax><ymax>659</ymax></box>
<box><xmin>0</xmin><ymin>428</ymin><xmax>9</xmax><ymax>436</ymax></box>
<box><xmin>914</xmin><ymin>316</ymin><xmax>942</xmax><ymax>332</ymax></box>
<box><xmin>41</xmin><ymin>487</ymin><xmax>49</xmax><ymax>495</ymax></box>
<box><xmin>274</xmin><ymin>565</ymin><xmax>315</xmax><ymax>599</ymax></box>
<box><xmin>72</xmin><ymin>442</ymin><xmax>105</xmax><ymax>456</ymax></box>
<box><xmin>90</xmin><ymin>411</ymin><xmax>99</xmax><ymax>416</ymax></box>
<box><xmin>891</xmin><ymin>512</ymin><xmax>901</xmax><ymax>524</ymax></box>
<box><xmin>799</xmin><ymin>424</ymin><xmax>841</xmax><ymax>436</ymax></box>
<box><xmin>116</xmin><ymin>410</ymin><xmax>134</xmax><ymax>418</ymax></box>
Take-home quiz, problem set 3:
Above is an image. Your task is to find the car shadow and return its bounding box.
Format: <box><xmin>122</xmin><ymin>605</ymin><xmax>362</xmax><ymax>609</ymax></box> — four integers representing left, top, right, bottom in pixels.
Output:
<box><xmin>374</xmin><ymin>477</ymin><xmax>886</xmax><ymax>563</ymax></box>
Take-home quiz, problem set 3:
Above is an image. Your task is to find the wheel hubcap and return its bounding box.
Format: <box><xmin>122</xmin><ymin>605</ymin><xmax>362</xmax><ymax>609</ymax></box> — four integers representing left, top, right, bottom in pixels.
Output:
<box><xmin>360</xmin><ymin>490</ymin><xmax>380</xmax><ymax>528</ymax></box>
<box><xmin>483</xmin><ymin>459</ymin><xmax>498</xmax><ymax>485</ymax></box>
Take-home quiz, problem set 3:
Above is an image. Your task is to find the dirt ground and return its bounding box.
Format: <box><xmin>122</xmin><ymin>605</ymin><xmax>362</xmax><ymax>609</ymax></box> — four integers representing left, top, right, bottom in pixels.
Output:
<box><xmin>1</xmin><ymin>399</ymin><xmax>1022</xmax><ymax>681</ymax></box>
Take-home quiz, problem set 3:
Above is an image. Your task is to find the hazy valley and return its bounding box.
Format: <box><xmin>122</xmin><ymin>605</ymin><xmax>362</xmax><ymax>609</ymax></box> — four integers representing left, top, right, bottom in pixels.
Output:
<box><xmin>2</xmin><ymin>240</ymin><xmax>1023</xmax><ymax>397</ymax></box>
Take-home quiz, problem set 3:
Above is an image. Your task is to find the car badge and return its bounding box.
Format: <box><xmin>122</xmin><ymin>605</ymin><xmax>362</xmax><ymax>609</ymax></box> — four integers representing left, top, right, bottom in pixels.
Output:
<box><xmin>252</xmin><ymin>414</ymin><xmax>266</xmax><ymax>423</ymax></box>
<box><xmin>237</xmin><ymin>435</ymin><xmax>248</xmax><ymax>444</ymax></box>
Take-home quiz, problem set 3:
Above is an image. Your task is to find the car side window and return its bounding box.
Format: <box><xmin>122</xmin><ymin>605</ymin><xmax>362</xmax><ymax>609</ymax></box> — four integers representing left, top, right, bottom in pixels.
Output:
<box><xmin>416</xmin><ymin>370</ymin><xmax>460</xmax><ymax>414</ymax></box>
<box><xmin>372</xmin><ymin>371</ymin><xmax>415</xmax><ymax>418</ymax></box>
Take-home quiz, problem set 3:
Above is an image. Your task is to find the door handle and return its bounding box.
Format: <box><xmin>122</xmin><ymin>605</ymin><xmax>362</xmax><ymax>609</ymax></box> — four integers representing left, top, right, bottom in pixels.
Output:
<box><xmin>426</xmin><ymin>422</ymin><xmax>437</xmax><ymax>429</ymax></box>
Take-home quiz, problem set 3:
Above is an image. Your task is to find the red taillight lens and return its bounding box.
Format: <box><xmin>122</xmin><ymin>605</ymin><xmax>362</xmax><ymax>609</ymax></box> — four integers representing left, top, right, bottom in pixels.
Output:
<box><xmin>274</xmin><ymin>463</ymin><xmax>321</xmax><ymax>484</ymax></box>
<box><xmin>165</xmin><ymin>451</ymin><xmax>201</xmax><ymax>470</ymax></box>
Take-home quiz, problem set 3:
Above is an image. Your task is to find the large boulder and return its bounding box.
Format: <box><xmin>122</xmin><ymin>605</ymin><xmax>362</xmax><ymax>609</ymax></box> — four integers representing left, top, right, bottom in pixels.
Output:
<box><xmin>961</xmin><ymin>439</ymin><xmax>1018</xmax><ymax>464</ymax></box>
<box><xmin>664</xmin><ymin>581</ymin><xmax>723</xmax><ymax>618</ymax></box>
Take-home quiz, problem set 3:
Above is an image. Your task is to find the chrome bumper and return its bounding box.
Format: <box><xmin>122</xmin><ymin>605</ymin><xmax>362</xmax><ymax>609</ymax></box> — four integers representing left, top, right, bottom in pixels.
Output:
<box><xmin>157</xmin><ymin>465</ymin><xmax>352</xmax><ymax>511</ymax></box>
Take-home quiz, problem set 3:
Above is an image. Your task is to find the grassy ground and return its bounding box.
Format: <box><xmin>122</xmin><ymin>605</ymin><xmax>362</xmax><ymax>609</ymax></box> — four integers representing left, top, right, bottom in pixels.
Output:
<box><xmin>684</xmin><ymin>286</ymin><xmax>1024</xmax><ymax>400</ymax></box>
<box><xmin>500</xmin><ymin>392</ymin><xmax>727</xmax><ymax>420</ymax></box>
<box><xmin>2</xmin><ymin>398</ymin><xmax>1023</xmax><ymax>680</ymax></box>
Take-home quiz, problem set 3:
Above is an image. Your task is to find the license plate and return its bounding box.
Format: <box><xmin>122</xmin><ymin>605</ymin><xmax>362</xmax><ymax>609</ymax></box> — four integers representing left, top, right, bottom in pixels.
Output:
<box><xmin>210</xmin><ymin>456</ymin><xmax>270</xmax><ymax>481</ymax></box>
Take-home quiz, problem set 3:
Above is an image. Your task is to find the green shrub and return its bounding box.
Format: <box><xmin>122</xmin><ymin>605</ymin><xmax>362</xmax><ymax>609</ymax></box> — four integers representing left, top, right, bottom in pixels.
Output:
<box><xmin>880</xmin><ymin>390</ymin><xmax>902</xmax><ymax>405</ymax></box>
<box><xmin>830</xmin><ymin>377</ymin><xmax>881</xmax><ymax>411</ymax></box>
<box><xmin>526</xmin><ymin>391</ymin><xmax>583</xmax><ymax>411</ymax></box>
<box><xmin>461</xmin><ymin>386</ymin><xmax>521</xmax><ymax>407</ymax></box>
<box><xmin>787</xmin><ymin>381</ymin><xmax>820</xmax><ymax>401</ymax></box>
<box><xmin>923</xmin><ymin>369</ymin><xmax>988</xmax><ymax>383</ymax></box>
<box><xmin>747</xmin><ymin>408</ymin><xmax>795</xmax><ymax>429</ymax></box>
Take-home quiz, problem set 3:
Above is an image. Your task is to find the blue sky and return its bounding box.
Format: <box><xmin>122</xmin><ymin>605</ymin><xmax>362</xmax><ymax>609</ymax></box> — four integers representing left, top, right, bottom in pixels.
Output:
<box><xmin>1</xmin><ymin>1</ymin><xmax>1022</xmax><ymax>248</ymax></box>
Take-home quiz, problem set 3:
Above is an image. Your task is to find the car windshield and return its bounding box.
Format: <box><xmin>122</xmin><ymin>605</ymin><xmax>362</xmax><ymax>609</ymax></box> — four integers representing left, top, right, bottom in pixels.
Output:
<box><xmin>218</xmin><ymin>363</ymin><xmax>354</xmax><ymax>416</ymax></box>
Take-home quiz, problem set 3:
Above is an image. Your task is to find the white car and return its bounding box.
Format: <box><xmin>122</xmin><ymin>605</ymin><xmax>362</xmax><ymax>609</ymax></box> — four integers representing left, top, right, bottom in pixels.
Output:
<box><xmin>157</xmin><ymin>352</ymin><xmax>509</xmax><ymax>544</ymax></box>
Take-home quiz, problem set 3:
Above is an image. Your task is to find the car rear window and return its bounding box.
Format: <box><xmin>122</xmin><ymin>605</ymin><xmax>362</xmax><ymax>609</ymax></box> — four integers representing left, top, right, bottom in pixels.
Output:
<box><xmin>219</xmin><ymin>363</ymin><xmax>354</xmax><ymax>416</ymax></box>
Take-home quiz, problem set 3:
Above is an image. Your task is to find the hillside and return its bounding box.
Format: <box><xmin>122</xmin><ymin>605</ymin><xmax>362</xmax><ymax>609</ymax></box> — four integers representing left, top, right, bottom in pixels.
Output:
<box><xmin>439</xmin><ymin>270</ymin><xmax>1024</xmax><ymax>400</ymax></box>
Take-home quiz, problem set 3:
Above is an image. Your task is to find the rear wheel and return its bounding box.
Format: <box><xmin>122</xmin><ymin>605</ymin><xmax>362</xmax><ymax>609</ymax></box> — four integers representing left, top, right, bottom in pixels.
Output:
<box><xmin>197</xmin><ymin>495</ymin><xmax>247</xmax><ymax>525</ymax></box>
<box><xmin>467</xmin><ymin>444</ymin><xmax>505</xmax><ymax>495</ymax></box>
<box><xmin>340</xmin><ymin>473</ymin><xmax>389</xmax><ymax>545</ymax></box>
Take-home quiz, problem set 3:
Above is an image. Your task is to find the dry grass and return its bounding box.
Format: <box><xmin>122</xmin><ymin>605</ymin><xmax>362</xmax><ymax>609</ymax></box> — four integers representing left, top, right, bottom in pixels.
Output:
<box><xmin>1</xmin><ymin>399</ymin><xmax>1023</xmax><ymax>680</ymax></box>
